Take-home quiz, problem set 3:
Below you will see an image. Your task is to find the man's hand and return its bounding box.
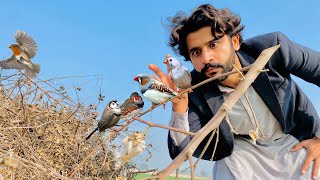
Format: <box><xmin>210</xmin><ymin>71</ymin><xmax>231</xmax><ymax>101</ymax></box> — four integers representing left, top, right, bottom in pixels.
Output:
<box><xmin>148</xmin><ymin>64</ymin><xmax>188</xmax><ymax>112</ymax></box>
<box><xmin>291</xmin><ymin>136</ymin><xmax>320</xmax><ymax>179</ymax></box>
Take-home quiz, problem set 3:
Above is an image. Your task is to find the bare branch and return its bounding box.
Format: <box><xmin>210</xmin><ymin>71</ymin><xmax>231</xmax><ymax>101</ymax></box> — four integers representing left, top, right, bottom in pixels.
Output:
<box><xmin>133</xmin><ymin>117</ymin><xmax>195</xmax><ymax>136</ymax></box>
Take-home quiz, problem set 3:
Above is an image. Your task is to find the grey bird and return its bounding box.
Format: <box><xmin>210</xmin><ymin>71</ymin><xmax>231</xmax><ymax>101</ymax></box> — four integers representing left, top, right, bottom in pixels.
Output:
<box><xmin>86</xmin><ymin>100</ymin><xmax>122</xmax><ymax>140</ymax></box>
<box><xmin>0</xmin><ymin>30</ymin><xmax>40</xmax><ymax>78</ymax></box>
<box><xmin>133</xmin><ymin>74</ymin><xmax>177</xmax><ymax>108</ymax></box>
<box><xmin>120</xmin><ymin>92</ymin><xmax>144</xmax><ymax>121</ymax></box>
<box><xmin>163</xmin><ymin>54</ymin><xmax>192</xmax><ymax>91</ymax></box>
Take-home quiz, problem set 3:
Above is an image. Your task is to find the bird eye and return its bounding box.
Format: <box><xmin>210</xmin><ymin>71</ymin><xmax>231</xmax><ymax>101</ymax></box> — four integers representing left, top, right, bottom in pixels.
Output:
<box><xmin>109</xmin><ymin>101</ymin><xmax>118</xmax><ymax>108</ymax></box>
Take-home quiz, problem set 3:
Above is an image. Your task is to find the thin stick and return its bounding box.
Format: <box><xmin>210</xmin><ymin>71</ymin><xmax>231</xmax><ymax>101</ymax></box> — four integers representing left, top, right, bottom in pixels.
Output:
<box><xmin>188</xmin><ymin>153</ymin><xmax>195</xmax><ymax>180</ymax></box>
<box><xmin>130</xmin><ymin>168</ymin><xmax>158</xmax><ymax>174</ymax></box>
<box><xmin>18</xmin><ymin>70</ymin><xmax>65</xmax><ymax>108</ymax></box>
<box><xmin>194</xmin><ymin>128</ymin><xmax>216</xmax><ymax>167</ymax></box>
<box><xmin>134</xmin><ymin>117</ymin><xmax>195</xmax><ymax>136</ymax></box>
<box><xmin>175</xmin><ymin>168</ymin><xmax>179</xmax><ymax>180</ymax></box>
<box><xmin>210</xmin><ymin>126</ymin><xmax>219</xmax><ymax>161</ymax></box>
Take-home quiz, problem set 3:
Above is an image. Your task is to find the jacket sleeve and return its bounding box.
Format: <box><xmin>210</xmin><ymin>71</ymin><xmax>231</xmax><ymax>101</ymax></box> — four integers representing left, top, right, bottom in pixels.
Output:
<box><xmin>167</xmin><ymin>91</ymin><xmax>234</xmax><ymax>161</ymax></box>
<box><xmin>276</xmin><ymin>32</ymin><xmax>320</xmax><ymax>86</ymax></box>
<box><xmin>246</xmin><ymin>31</ymin><xmax>320</xmax><ymax>86</ymax></box>
<box><xmin>167</xmin><ymin>102</ymin><xmax>201</xmax><ymax>160</ymax></box>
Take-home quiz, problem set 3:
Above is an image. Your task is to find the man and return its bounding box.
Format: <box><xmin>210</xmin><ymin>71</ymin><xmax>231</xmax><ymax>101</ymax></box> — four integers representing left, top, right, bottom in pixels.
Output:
<box><xmin>149</xmin><ymin>4</ymin><xmax>320</xmax><ymax>180</ymax></box>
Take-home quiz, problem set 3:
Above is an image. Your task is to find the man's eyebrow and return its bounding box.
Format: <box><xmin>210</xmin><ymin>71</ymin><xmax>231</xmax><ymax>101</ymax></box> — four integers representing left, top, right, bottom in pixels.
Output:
<box><xmin>208</xmin><ymin>37</ymin><xmax>221</xmax><ymax>44</ymax></box>
<box><xmin>189</xmin><ymin>38</ymin><xmax>220</xmax><ymax>53</ymax></box>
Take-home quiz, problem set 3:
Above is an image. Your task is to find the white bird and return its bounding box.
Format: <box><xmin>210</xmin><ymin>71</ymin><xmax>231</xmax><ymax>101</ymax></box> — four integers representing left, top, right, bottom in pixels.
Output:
<box><xmin>134</xmin><ymin>74</ymin><xmax>177</xmax><ymax>108</ymax></box>
<box><xmin>163</xmin><ymin>54</ymin><xmax>192</xmax><ymax>91</ymax></box>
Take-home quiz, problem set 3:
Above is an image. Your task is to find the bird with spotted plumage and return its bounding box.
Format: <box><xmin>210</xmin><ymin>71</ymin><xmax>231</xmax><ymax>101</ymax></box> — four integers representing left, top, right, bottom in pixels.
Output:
<box><xmin>0</xmin><ymin>30</ymin><xmax>40</xmax><ymax>78</ymax></box>
<box><xmin>120</xmin><ymin>92</ymin><xmax>144</xmax><ymax>122</ymax></box>
<box><xmin>163</xmin><ymin>54</ymin><xmax>192</xmax><ymax>91</ymax></box>
<box><xmin>85</xmin><ymin>100</ymin><xmax>122</xmax><ymax>140</ymax></box>
<box><xmin>134</xmin><ymin>74</ymin><xmax>177</xmax><ymax>109</ymax></box>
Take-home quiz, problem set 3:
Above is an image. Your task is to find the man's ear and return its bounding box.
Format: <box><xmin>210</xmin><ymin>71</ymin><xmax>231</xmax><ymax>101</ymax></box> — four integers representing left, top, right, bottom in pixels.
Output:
<box><xmin>232</xmin><ymin>34</ymin><xmax>241</xmax><ymax>51</ymax></box>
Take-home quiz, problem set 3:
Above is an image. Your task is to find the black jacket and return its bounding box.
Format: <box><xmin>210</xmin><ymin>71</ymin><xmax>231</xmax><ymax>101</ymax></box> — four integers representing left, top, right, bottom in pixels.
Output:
<box><xmin>168</xmin><ymin>32</ymin><xmax>320</xmax><ymax>161</ymax></box>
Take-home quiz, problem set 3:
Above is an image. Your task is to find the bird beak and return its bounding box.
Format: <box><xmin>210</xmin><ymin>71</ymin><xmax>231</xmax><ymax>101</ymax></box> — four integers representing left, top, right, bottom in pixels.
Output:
<box><xmin>133</xmin><ymin>76</ymin><xmax>139</xmax><ymax>81</ymax></box>
<box><xmin>163</xmin><ymin>59</ymin><xmax>168</xmax><ymax>64</ymax></box>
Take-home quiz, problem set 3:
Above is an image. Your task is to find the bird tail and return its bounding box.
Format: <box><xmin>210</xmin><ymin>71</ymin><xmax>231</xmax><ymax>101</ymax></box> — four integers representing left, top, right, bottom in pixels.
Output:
<box><xmin>32</xmin><ymin>63</ymin><xmax>40</xmax><ymax>74</ymax></box>
<box><xmin>25</xmin><ymin>63</ymin><xmax>40</xmax><ymax>78</ymax></box>
<box><xmin>85</xmin><ymin>127</ymin><xmax>99</xmax><ymax>140</ymax></box>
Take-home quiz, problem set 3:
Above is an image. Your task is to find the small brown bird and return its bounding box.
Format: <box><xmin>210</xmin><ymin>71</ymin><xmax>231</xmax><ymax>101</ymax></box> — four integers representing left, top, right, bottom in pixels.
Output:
<box><xmin>86</xmin><ymin>100</ymin><xmax>122</xmax><ymax>140</ymax></box>
<box><xmin>120</xmin><ymin>92</ymin><xmax>144</xmax><ymax>122</ymax></box>
<box><xmin>0</xmin><ymin>30</ymin><xmax>40</xmax><ymax>78</ymax></box>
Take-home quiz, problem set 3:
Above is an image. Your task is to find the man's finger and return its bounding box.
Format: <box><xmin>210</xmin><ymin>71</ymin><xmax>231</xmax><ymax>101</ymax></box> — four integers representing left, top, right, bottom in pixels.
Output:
<box><xmin>312</xmin><ymin>158</ymin><xmax>320</xmax><ymax>179</ymax></box>
<box><xmin>301</xmin><ymin>155</ymin><xmax>313</xmax><ymax>175</ymax></box>
<box><xmin>148</xmin><ymin>64</ymin><xmax>166</xmax><ymax>79</ymax></box>
<box><xmin>150</xmin><ymin>75</ymin><xmax>161</xmax><ymax>81</ymax></box>
<box><xmin>291</xmin><ymin>142</ymin><xmax>305</xmax><ymax>152</ymax></box>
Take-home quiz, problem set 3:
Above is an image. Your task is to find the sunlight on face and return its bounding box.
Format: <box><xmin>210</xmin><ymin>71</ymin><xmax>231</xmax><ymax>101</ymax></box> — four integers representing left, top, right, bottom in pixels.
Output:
<box><xmin>186</xmin><ymin>26</ymin><xmax>240</xmax><ymax>81</ymax></box>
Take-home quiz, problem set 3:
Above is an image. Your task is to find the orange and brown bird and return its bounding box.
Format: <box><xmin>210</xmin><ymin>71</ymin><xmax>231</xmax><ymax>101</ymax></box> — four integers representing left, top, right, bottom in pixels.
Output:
<box><xmin>0</xmin><ymin>30</ymin><xmax>40</xmax><ymax>78</ymax></box>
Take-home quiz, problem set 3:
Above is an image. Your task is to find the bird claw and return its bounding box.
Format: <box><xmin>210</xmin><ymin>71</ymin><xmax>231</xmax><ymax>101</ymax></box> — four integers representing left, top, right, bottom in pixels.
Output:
<box><xmin>124</xmin><ymin>118</ymin><xmax>129</xmax><ymax>124</ymax></box>
<box><xmin>149</xmin><ymin>104</ymin><xmax>156</xmax><ymax>111</ymax></box>
<box><xmin>162</xmin><ymin>103</ymin><xmax>166</xmax><ymax>109</ymax></box>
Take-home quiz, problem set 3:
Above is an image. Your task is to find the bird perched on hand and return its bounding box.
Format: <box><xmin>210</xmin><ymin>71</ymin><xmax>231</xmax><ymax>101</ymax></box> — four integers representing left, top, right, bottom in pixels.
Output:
<box><xmin>0</xmin><ymin>30</ymin><xmax>40</xmax><ymax>78</ymax></box>
<box><xmin>86</xmin><ymin>100</ymin><xmax>122</xmax><ymax>140</ymax></box>
<box><xmin>120</xmin><ymin>92</ymin><xmax>144</xmax><ymax>122</ymax></box>
<box><xmin>163</xmin><ymin>54</ymin><xmax>192</xmax><ymax>91</ymax></box>
<box><xmin>134</xmin><ymin>74</ymin><xmax>177</xmax><ymax>108</ymax></box>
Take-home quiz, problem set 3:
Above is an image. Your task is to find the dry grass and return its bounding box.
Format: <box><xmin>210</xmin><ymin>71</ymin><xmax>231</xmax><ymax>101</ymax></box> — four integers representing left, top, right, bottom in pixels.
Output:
<box><xmin>0</xmin><ymin>73</ymin><xmax>137</xmax><ymax>179</ymax></box>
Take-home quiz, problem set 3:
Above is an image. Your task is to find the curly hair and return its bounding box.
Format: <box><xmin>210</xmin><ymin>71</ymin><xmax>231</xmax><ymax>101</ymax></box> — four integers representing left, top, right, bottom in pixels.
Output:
<box><xmin>168</xmin><ymin>4</ymin><xmax>244</xmax><ymax>61</ymax></box>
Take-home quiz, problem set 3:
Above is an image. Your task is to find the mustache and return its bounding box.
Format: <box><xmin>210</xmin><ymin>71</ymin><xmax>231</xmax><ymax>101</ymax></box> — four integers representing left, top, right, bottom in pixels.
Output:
<box><xmin>200</xmin><ymin>62</ymin><xmax>224</xmax><ymax>77</ymax></box>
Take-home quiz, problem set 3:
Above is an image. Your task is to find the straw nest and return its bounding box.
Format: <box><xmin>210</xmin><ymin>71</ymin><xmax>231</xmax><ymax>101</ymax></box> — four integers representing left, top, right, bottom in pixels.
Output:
<box><xmin>0</xmin><ymin>73</ymin><xmax>140</xmax><ymax>179</ymax></box>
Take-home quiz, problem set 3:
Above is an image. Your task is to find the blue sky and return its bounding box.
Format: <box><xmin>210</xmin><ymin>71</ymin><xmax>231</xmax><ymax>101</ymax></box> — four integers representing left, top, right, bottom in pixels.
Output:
<box><xmin>1</xmin><ymin>0</ymin><xmax>319</xmax><ymax>177</ymax></box>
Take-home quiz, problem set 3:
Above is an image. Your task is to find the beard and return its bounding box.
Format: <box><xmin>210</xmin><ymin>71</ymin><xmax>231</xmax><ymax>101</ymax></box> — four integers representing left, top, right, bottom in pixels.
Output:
<box><xmin>200</xmin><ymin>55</ymin><xmax>235</xmax><ymax>83</ymax></box>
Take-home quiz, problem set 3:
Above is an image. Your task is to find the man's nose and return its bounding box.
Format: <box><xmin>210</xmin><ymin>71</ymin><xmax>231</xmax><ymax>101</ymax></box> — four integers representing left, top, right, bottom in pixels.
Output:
<box><xmin>202</xmin><ymin>49</ymin><xmax>213</xmax><ymax>64</ymax></box>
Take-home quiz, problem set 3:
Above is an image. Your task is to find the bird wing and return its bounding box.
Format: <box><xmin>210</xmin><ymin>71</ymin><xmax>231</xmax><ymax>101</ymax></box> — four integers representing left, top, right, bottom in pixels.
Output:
<box><xmin>184</xmin><ymin>66</ymin><xmax>192</xmax><ymax>78</ymax></box>
<box><xmin>15</xmin><ymin>30</ymin><xmax>37</xmax><ymax>59</ymax></box>
<box><xmin>120</xmin><ymin>99</ymin><xmax>131</xmax><ymax>111</ymax></box>
<box><xmin>121</xmin><ymin>105</ymin><xmax>138</xmax><ymax>117</ymax></box>
<box><xmin>0</xmin><ymin>56</ymin><xmax>25</xmax><ymax>70</ymax></box>
<box><xmin>97</xmin><ymin>110</ymin><xmax>115</xmax><ymax>131</ymax></box>
<box><xmin>149</xmin><ymin>81</ymin><xmax>177</xmax><ymax>96</ymax></box>
<box><xmin>25</xmin><ymin>66</ymin><xmax>38</xmax><ymax>78</ymax></box>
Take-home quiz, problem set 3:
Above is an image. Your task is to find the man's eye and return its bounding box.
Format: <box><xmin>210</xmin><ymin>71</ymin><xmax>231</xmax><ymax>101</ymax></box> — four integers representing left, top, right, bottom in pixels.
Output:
<box><xmin>191</xmin><ymin>50</ymin><xmax>200</xmax><ymax>56</ymax></box>
<box><xmin>209</xmin><ymin>42</ymin><xmax>218</xmax><ymax>48</ymax></box>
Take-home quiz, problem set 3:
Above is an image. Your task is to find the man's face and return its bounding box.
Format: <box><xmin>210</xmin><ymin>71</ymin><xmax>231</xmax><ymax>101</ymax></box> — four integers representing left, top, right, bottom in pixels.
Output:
<box><xmin>186</xmin><ymin>26</ymin><xmax>240</xmax><ymax>82</ymax></box>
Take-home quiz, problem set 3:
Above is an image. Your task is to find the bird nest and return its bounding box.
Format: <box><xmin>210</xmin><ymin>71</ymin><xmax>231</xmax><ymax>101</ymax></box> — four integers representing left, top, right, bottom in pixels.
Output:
<box><xmin>0</xmin><ymin>73</ymin><xmax>138</xmax><ymax>179</ymax></box>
